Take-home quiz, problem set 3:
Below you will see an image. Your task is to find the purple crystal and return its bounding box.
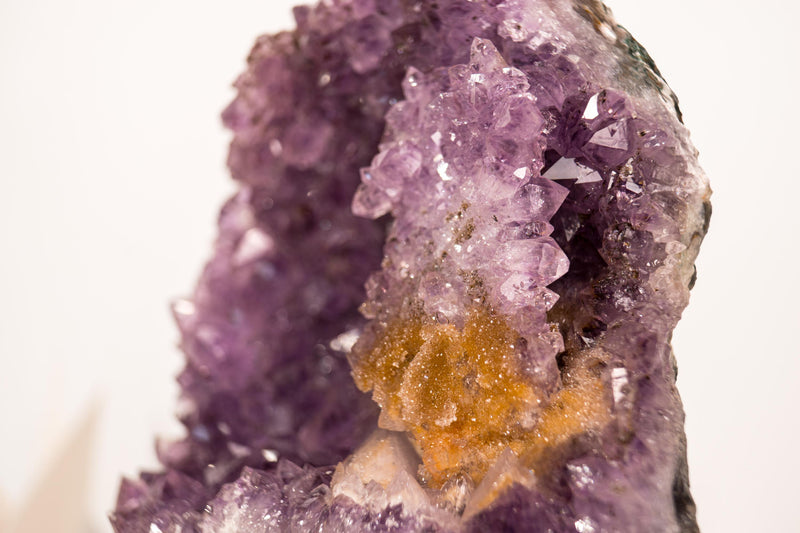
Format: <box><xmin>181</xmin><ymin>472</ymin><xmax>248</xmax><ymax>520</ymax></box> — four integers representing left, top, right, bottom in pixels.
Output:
<box><xmin>112</xmin><ymin>1</ymin><xmax>710</xmax><ymax>531</ymax></box>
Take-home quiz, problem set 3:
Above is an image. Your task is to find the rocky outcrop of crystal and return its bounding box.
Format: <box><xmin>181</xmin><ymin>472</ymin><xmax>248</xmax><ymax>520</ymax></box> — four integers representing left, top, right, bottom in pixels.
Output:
<box><xmin>112</xmin><ymin>1</ymin><xmax>709</xmax><ymax>532</ymax></box>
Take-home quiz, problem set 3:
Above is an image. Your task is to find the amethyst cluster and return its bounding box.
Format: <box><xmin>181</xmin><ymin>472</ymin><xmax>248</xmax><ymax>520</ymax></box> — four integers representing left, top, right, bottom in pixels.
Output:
<box><xmin>112</xmin><ymin>1</ymin><xmax>710</xmax><ymax>531</ymax></box>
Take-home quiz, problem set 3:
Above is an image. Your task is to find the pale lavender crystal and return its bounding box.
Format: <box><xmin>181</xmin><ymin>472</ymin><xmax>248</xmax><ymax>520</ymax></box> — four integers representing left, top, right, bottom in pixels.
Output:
<box><xmin>112</xmin><ymin>0</ymin><xmax>709</xmax><ymax>531</ymax></box>
<box><xmin>354</xmin><ymin>38</ymin><xmax>569</xmax><ymax>361</ymax></box>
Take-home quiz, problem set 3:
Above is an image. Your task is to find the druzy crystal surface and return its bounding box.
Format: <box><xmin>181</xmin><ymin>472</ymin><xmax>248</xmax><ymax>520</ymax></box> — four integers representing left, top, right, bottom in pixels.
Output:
<box><xmin>112</xmin><ymin>1</ymin><xmax>710</xmax><ymax>531</ymax></box>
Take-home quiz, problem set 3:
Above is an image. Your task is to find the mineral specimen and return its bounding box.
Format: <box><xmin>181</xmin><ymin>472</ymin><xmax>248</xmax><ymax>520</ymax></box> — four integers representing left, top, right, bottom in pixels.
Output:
<box><xmin>111</xmin><ymin>0</ymin><xmax>710</xmax><ymax>531</ymax></box>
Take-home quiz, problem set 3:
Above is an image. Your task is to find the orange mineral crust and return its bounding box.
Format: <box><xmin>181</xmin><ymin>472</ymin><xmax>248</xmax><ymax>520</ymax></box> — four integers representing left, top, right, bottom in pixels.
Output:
<box><xmin>350</xmin><ymin>305</ymin><xmax>611</xmax><ymax>486</ymax></box>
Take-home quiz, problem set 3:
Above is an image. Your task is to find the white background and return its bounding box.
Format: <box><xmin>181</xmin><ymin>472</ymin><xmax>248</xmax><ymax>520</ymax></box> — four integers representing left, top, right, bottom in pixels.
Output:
<box><xmin>1</xmin><ymin>1</ymin><xmax>798</xmax><ymax>532</ymax></box>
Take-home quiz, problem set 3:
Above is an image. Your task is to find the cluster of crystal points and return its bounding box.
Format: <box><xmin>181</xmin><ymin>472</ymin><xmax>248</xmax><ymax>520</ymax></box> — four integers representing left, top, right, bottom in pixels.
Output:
<box><xmin>112</xmin><ymin>0</ymin><xmax>710</xmax><ymax>531</ymax></box>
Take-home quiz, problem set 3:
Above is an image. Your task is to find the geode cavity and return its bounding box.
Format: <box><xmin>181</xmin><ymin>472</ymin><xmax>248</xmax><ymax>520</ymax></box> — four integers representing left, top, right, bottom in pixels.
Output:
<box><xmin>112</xmin><ymin>1</ymin><xmax>710</xmax><ymax>531</ymax></box>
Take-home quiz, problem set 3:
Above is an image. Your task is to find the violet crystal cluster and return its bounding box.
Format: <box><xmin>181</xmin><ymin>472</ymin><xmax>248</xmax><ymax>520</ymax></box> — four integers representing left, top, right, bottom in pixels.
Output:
<box><xmin>112</xmin><ymin>0</ymin><xmax>710</xmax><ymax>531</ymax></box>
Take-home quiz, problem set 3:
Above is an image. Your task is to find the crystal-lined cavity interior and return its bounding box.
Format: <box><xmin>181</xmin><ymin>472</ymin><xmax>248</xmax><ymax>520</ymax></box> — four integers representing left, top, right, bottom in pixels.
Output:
<box><xmin>112</xmin><ymin>1</ymin><xmax>709</xmax><ymax>531</ymax></box>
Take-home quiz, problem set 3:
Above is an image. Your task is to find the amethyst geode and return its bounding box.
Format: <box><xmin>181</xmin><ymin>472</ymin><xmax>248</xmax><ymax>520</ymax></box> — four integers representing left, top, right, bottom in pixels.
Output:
<box><xmin>112</xmin><ymin>1</ymin><xmax>710</xmax><ymax>531</ymax></box>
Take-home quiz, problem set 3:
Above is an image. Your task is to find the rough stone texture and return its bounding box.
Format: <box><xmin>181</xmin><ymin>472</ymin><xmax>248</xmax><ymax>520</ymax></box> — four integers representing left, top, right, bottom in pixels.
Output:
<box><xmin>112</xmin><ymin>1</ymin><xmax>709</xmax><ymax>532</ymax></box>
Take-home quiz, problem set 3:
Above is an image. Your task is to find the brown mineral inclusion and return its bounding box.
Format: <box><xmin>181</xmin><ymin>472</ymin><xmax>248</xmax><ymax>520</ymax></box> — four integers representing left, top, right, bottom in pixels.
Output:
<box><xmin>350</xmin><ymin>305</ymin><xmax>612</xmax><ymax>487</ymax></box>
